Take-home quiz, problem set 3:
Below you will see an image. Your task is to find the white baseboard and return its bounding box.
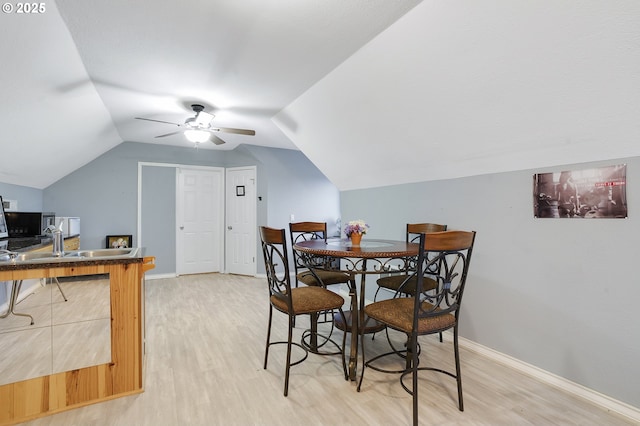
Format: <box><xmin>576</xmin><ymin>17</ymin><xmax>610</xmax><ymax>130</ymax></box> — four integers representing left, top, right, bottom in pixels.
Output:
<box><xmin>145</xmin><ymin>272</ymin><xmax>178</xmax><ymax>280</ymax></box>
<box><xmin>458</xmin><ymin>335</ymin><xmax>640</xmax><ymax>423</ymax></box>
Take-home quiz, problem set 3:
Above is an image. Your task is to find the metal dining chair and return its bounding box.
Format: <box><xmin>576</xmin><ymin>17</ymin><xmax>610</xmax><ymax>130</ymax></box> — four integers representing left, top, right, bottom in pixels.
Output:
<box><xmin>358</xmin><ymin>230</ymin><xmax>477</xmax><ymax>426</ymax></box>
<box><xmin>260</xmin><ymin>226</ymin><xmax>347</xmax><ymax>396</ymax></box>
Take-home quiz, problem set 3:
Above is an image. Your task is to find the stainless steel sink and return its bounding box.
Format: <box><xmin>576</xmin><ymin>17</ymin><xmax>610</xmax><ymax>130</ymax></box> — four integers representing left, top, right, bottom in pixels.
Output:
<box><xmin>15</xmin><ymin>252</ymin><xmax>63</xmax><ymax>261</ymax></box>
<box><xmin>66</xmin><ymin>248</ymin><xmax>138</xmax><ymax>258</ymax></box>
<box><xmin>0</xmin><ymin>247</ymin><xmax>139</xmax><ymax>263</ymax></box>
<box><xmin>0</xmin><ymin>251</ymin><xmax>63</xmax><ymax>262</ymax></box>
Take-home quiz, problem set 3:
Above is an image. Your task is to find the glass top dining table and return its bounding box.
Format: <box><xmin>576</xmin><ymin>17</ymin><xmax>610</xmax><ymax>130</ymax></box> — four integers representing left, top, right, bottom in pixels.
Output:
<box><xmin>293</xmin><ymin>238</ymin><xmax>419</xmax><ymax>380</ymax></box>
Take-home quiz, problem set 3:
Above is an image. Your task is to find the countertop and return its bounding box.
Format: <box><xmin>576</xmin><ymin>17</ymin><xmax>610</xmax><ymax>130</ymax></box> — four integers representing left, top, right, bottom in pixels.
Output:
<box><xmin>0</xmin><ymin>255</ymin><xmax>144</xmax><ymax>272</ymax></box>
<box><xmin>0</xmin><ymin>243</ymin><xmax>146</xmax><ymax>272</ymax></box>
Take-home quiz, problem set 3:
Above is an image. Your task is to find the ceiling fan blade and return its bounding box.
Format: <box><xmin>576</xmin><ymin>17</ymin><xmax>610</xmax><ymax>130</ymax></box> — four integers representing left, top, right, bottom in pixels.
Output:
<box><xmin>155</xmin><ymin>131</ymin><xmax>181</xmax><ymax>138</ymax></box>
<box><xmin>210</xmin><ymin>134</ymin><xmax>226</xmax><ymax>145</ymax></box>
<box><xmin>213</xmin><ymin>127</ymin><xmax>256</xmax><ymax>136</ymax></box>
<box><xmin>135</xmin><ymin>117</ymin><xmax>181</xmax><ymax>126</ymax></box>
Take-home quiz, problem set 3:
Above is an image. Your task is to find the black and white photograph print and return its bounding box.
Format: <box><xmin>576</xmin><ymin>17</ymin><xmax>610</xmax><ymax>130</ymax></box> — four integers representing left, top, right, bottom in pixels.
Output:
<box><xmin>533</xmin><ymin>164</ymin><xmax>627</xmax><ymax>219</ymax></box>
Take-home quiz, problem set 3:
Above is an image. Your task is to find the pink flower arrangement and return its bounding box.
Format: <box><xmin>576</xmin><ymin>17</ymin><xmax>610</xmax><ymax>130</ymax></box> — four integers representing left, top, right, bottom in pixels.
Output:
<box><xmin>344</xmin><ymin>219</ymin><xmax>369</xmax><ymax>237</ymax></box>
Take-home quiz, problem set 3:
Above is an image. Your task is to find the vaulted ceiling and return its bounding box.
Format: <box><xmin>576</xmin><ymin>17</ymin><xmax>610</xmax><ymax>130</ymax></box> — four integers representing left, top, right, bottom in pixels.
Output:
<box><xmin>1</xmin><ymin>1</ymin><xmax>639</xmax><ymax>190</ymax></box>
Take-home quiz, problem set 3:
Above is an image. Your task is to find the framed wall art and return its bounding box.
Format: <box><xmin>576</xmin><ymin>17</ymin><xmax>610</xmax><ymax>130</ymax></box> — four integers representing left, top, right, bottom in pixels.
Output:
<box><xmin>533</xmin><ymin>164</ymin><xmax>627</xmax><ymax>219</ymax></box>
<box><xmin>106</xmin><ymin>234</ymin><xmax>132</xmax><ymax>249</ymax></box>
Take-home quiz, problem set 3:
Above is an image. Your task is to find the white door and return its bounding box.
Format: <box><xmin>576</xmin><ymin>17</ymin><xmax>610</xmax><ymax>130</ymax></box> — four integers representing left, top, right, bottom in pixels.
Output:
<box><xmin>225</xmin><ymin>167</ymin><xmax>257</xmax><ymax>275</ymax></box>
<box><xmin>176</xmin><ymin>167</ymin><xmax>224</xmax><ymax>275</ymax></box>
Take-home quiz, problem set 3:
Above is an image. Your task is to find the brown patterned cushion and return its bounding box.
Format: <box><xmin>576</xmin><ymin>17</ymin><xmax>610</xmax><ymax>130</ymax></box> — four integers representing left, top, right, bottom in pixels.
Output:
<box><xmin>271</xmin><ymin>286</ymin><xmax>345</xmax><ymax>315</ymax></box>
<box><xmin>376</xmin><ymin>275</ymin><xmax>437</xmax><ymax>295</ymax></box>
<box><xmin>364</xmin><ymin>298</ymin><xmax>455</xmax><ymax>334</ymax></box>
<box><xmin>297</xmin><ymin>269</ymin><xmax>351</xmax><ymax>286</ymax></box>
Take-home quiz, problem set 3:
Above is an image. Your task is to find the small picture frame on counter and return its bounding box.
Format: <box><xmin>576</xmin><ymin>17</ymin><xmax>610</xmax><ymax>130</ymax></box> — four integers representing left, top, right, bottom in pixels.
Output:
<box><xmin>106</xmin><ymin>234</ymin><xmax>132</xmax><ymax>249</ymax></box>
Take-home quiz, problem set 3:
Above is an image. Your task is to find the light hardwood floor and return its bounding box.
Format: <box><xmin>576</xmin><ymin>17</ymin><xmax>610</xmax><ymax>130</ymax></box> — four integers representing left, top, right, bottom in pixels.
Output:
<box><xmin>19</xmin><ymin>273</ymin><xmax>636</xmax><ymax>425</ymax></box>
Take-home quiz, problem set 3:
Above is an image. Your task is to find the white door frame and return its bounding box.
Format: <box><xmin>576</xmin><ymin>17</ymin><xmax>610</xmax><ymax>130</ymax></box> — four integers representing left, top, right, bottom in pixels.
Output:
<box><xmin>137</xmin><ymin>162</ymin><xmax>225</xmax><ymax>276</ymax></box>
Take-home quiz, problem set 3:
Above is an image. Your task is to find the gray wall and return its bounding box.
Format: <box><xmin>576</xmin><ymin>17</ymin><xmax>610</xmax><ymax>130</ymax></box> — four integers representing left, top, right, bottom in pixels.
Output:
<box><xmin>246</xmin><ymin>145</ymin><xmax>341</xmax><ymax>271</ymax></box>
<box><xmin>141</xmin><ymin>166</ymin><xmax>176</xmax><ymax>274</ymax></box>
<box><xmin>43</xmin><ymin>142</ymin><xmax>340</xmax><ymax>276</ymax></box>
<box><xmin>247</xmin><ymin>145</ymin><xmax>341</xmax><ymax>233</ymax></box>
<box><xmin>0</xmin><ymin>182</ymin><xmax>43</xmax><ymax>212</ymax></box>
<box><xmin>341</xmin><ymin>156</ymin><xmax>639</xmax><ymax>409</ymax></box>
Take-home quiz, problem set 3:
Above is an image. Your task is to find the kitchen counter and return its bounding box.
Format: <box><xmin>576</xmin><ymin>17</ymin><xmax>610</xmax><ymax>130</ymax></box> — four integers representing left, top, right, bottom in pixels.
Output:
<box><xmin>0</xmin><ymin>255</ymin><xmax>143</xmax><ymax>271</ymax></box>
<box><xmin>0</xmin><ymin>246</ymin><xmax>144</xmax><ymax>271</ymax></box>
<box><xmin>0</xmin><ymin>250</ymin><xmax>155</xmax><ymax>425</ymax></box>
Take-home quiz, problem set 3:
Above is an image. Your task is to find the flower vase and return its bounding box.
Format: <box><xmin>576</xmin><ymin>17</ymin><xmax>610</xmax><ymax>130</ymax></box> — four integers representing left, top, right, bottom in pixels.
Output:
<box><xmin>350</xmin><ymin>233</ymin><xmax>363</xmax><ymax>246</ymax></box>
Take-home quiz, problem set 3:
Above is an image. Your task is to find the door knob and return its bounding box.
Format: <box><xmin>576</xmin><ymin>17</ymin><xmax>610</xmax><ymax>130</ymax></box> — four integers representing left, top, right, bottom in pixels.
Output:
<box><xmin>180</xmin><ymin>226</ymin><xmax>184</xmax><ymax>230</ymax></box>
<box><xmin>228</xmin><ymin>226</ymin><xmax>233</xmax><ymax>230</ymax></box>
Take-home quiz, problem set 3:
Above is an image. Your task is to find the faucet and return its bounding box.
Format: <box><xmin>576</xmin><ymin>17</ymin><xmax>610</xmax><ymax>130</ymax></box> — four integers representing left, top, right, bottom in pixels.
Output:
<box><xmin>44</xmin><ymin>220</ymin><xmax>65</xmax><ymax>257</ymax></box>
<box><xmin>52</xmin><ymin>219</ymin><xmax>64</xmax><ymax>257</ymax></box>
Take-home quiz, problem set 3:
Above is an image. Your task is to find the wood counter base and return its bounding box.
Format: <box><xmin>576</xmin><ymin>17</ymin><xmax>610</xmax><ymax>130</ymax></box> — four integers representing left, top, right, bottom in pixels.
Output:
<box><xmin>0</xmin><ymin>257</ymin><xmax>155</xmax><ymax>425</ymax></box>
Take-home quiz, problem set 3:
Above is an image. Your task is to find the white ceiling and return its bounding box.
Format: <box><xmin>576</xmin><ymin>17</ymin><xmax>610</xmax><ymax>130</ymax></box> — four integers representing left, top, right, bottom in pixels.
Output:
<box><xmin>277</xmin><ymin>0</ymin><xmax>640</xmax><ymax>190</ymax></box>
<box><xmin>0</xmin><ymin>0</ymin><xmax>421</xmax><ymax>188</ymax></box>
<box><xmin>1</xmin><ymin>1</ymin><xmax>639</xmax><ymax>191</ymax></box>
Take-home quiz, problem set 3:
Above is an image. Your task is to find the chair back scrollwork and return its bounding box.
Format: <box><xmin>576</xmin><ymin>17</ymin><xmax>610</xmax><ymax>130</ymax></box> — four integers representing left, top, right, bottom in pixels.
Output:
<box><xmin>260</xmin><ymin>226</ymin><xmax>293</xmax><ymax>312</ymax></box>
<box><xmin>289</xmin><ymin>222</ymin><xmax>330</xmax><ymax>271</ymax></box>
<box><xmin>411</xmin><ymin>230</ymin><xmax>476</xmax><ymax>331</ymax></box>
<box><xmin>403</xmin><ymin>223</ymin><xmax>448</xmax><ymax>276</ymax></box>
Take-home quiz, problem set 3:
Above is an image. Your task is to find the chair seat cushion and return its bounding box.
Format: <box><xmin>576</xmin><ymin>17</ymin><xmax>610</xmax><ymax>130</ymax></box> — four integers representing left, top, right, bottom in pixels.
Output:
<box><xmin>364</xmin><ymin>298</ymin><xmax>455</xmax><ymax>334</ymax></box>
<box><xmin>376</xmin><ymin>274</ymin><xmax>437</xmax><ymax>295</ymax></box>
<box><xmin>271</xmin><ymin>286</ymin><xmax>345</xmax><ymax>315</ymax></box>
<box><xmin>297</xmin><ymin>269</ymin><xmax>351</xmax><ymax>286</ymax></box>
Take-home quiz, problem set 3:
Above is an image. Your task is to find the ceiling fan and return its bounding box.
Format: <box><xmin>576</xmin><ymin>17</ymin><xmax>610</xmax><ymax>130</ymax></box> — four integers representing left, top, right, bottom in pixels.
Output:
<box><xmin>135</xmin><ymin>104</ymin><xmax>255</xmax><ymax>145</ymax></box>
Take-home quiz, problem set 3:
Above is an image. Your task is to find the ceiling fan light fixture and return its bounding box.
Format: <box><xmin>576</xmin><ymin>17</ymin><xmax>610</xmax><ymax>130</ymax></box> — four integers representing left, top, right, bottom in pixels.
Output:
<box><xmin>136</xmin><ymin>104</ymin><xmax>254</xmax><ymax>145</ymax></box>
<box><xmin>184</xmin><ymin>129</ymin><xmax>209</xmax><ymax>143</ymax></box>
